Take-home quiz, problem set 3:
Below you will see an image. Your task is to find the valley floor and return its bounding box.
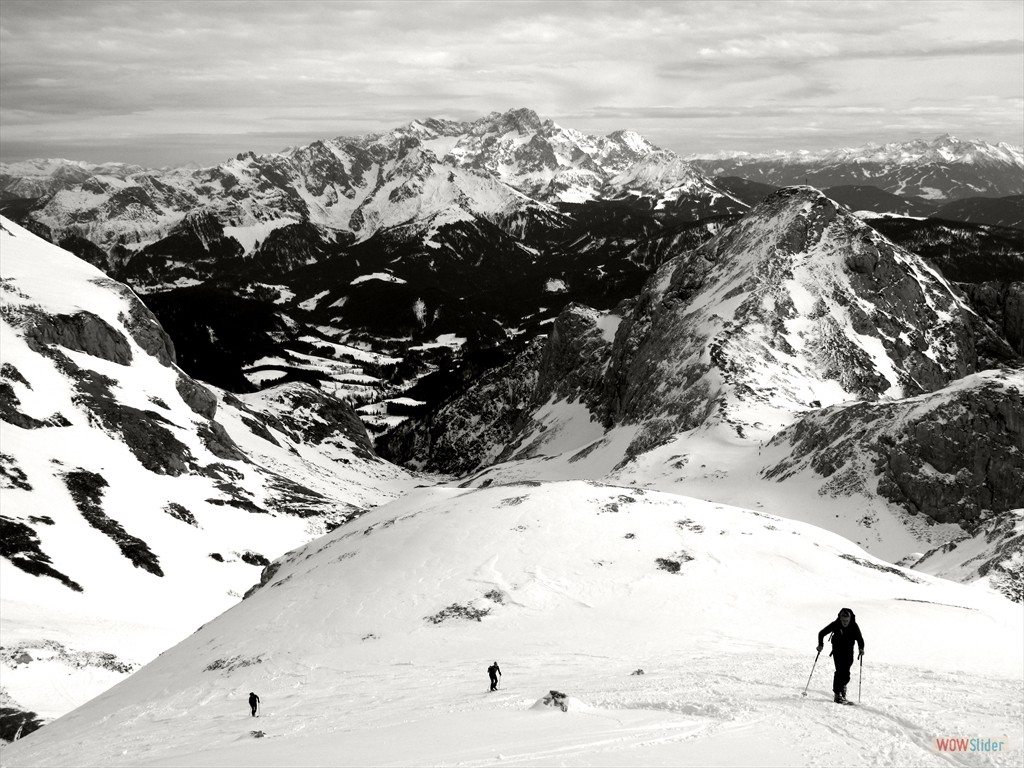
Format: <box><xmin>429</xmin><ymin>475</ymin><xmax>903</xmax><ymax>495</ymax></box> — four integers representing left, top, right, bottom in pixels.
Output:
<box><xmin>4</xmin><ymin>650</ymin><xmax>1020</xmax><ymax>767</ymax></box>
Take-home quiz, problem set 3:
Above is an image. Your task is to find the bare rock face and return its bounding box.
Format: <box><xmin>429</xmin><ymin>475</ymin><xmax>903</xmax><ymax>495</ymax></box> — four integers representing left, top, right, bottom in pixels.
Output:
<box><xmin>108</xmin><ymin>281</ymin><xmax>178</xmax><ymax>367</ymax></box>
<box><xmin>535</xmin><ymin>303</ymin><xmax>616</xmax><ymax>417</ymax></box>
<box><xmin>960</xmin><ymin>281</ymin><xmax>1024</xmax><ymax>356</ymax></box>
<box><xmin>764</xmin><ymin>371</ymin><xmax>1024</xmax><ymax>525</ymax></box>
<box><xmin>20</xmin><ymin>309</ymin><xmax>134</xmax><ymax>366</ymax></box>
<box><xmin>381</xmin><ymin>339</ymin><xmax>546</xmax><ymax>475</ymax></box>
<box><xmin>176</xmin><ymin>374</ymin><xmax>218</xmax><ymax>419</ymax></box>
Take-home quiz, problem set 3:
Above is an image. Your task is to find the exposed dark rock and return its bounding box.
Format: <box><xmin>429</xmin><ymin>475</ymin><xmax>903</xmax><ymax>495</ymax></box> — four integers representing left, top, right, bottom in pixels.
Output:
<box><xmin>381</xmin><ymin>338</ymin><xmax>545</xmax><ymax>474</ymax></box>
<box><xmin>0</xmin><ymin>639</ymin><xmax>137</xmax><ymax>675</ymax></box>
<box><xmin>873</xmin><ymin>384</ymin><xmax>1024</xmax><ymax>523</ymax></box>
<box><xmin>425</xmin><ymin>602</ymin><xmax>491</xmax><ymax>623</ymax></box>
<box><xmin>203</xmin><ymin>654</ymin><xmax>262</xmax><ymax>672</ymax></box>
<box><xmin>0</xmin><ymin>362</ymin><xmax>30</xmax><ymax>388</ymax></box>
<box><xmin>535</xmin><ymin>304</ymin><xmax>615</xmax><ymax>415</ymax></box>
<box><xmin>175</xmin><ymin>374</ymin><xmax>218</xmax><ymax>419</ymax></box>
<box><xmin>959</xmin><ymin>281</ymin><xmax>1024</xmax><ymax>356</ymax></box>
<box><xmin>239</xmin><ymin>413</ymin><xmax>281</xmax><ymax>446</ymax></box>
<box><xmin>21</xmin><ymin>309</ymin><xmax>133</xmax><ymax>365</ymax></box>
<box><xmin>243</xmin><ymin>560</ymin><xmax>283</xmax><ymax>599</ymax></box>
<box><xmin>765</xmin><ymin>373</ymin><xmax>1024</xmax><ymax>526</ymax></box>
<box><xmin>240</xmin><ymin>551</ymin><xmax>270</xmax><ymax>567</ymax></box>
<box><xmin>43</xmin><ymin>348</ymin><xmax>196</xmax><ymax>475</ymax></box>
<box><xmin>62</xmin><ymin>469</ymin><xmax>163</xmax><ymax>577</ymax></box>
<box><xmin>839</xmin><ymin>553</ymin><xmax>922</xmax><ymax>582</ymax></box>
<box><xmin>112</xmin><ymin>290</ymin><xmax>177</xmax><ymax>366</ymax></box>
<box><xmin>205</xmin><ymin>496</ymin><xmax>270</xmax><ymax>515</ymax></box>
<box><xmin>656</xmin><ymin>552</ymin><xmax>693</xmax><ymax>572</ymax></box>
<box><xmin>0</xmin><ymin>705</ymin><xmax>45</xmax><ymax>741</ymax></box>
<box><xmin>0</xmin><ymin>516</ymin><xmax>83</xmax><ymax>591</ymax></box>
<box><xmin>263</xmin><ymin>474</ymin><xmax>342</xmax><ymax>519</ymax></box>
<box><xmin>198</xmin><ymin>420</ymin><xmax>247</xmax><ymax>462</ymax></box>
<box><xmin>0</xmin><ymin>453</ymin><xmax>32</xmax><ymax>491</ymax></box>
<box><xmin>0</xmin><ymin>381</ymin><xmax>71</xmax><ymax>429</ymax></box>
<box><xmin>163</xmin><ymin>502</ymin><xmax>198</xmax><ymax>527</ymax></box>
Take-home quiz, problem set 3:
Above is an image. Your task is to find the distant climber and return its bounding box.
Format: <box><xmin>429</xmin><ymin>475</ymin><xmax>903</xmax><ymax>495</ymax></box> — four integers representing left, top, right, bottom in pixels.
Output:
<box><xmin>248</xmin><ymin>691</ymin><xmax>260</xmax><ymax>717</ymax></box>
<box><xmin>488</xmin><ymin>661</ymin><xmax>501</xmax><ymax>691</ymax></box>
<box><xmin>817</xmin><ymin>608</ymin><xmax>864</xmax><ymax>703</ymax></box>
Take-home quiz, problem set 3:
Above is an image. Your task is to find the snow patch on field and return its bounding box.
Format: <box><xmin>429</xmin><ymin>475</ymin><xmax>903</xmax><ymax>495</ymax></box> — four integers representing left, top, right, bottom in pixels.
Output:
<box><xmin>221</xmin><ymin>219</ymin><xmax>294</xmax><ymax>254</ymax></box>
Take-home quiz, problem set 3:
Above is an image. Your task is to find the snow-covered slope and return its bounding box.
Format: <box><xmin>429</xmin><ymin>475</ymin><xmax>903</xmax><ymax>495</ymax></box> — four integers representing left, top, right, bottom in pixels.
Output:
<box><xmin>690</xmin><ymin>135</ymin><xmax>1024</xmax><ymax>201</ymax></box>
<box><xmin>0</xmin><ymin>217</ymin><xmax>418</xmax><ymax>722</ymax></box>
<box><xmin>4</xmin><ymin>481</ymin><xmax>1021</xmax><ymax>766</ymax></box>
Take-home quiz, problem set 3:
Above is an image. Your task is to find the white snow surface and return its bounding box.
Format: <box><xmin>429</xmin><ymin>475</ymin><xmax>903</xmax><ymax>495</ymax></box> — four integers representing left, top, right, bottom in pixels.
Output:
<box><xmin>3</xmin><ymin>482</ymin><xmax>1021</xmax><ymax>767</ymax></box>
<box><xmin>221</xmin><ymin>219</ymin><xmax>294</xmax><ymax>255</ymax></box>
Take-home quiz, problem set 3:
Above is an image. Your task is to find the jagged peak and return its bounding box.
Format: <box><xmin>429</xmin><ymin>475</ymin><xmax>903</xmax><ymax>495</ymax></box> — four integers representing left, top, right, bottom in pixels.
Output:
<box><xmin>495</xmin><ymin>106</ymin><xmax>544</xmax><ymax>133</ymax></box>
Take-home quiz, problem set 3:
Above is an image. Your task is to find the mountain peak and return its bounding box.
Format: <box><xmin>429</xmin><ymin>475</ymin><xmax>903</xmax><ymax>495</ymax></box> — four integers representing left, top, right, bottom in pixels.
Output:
<box><xmin>597</xmin><ymin>182</ymin><xmax>997</xmax><ymax>438</ymax></box>
<box><xmin>492</xmin><ymin>107</ymin><xmax>545</xmax><ymax>134</ymax></box>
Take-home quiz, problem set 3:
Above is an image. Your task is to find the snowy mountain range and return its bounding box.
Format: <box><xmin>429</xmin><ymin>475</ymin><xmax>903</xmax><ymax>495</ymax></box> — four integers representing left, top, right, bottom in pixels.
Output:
<box><xmin>1</xmin><ymin>111</ymin><xmax>1022</xmax><ymax>762</ymax></box>
<box><xmin>0</xmin><ymin>159</ymin><xmax>149</xmax><ymax>202</ymax></box>
<box><xmin>689</xmin><ymin>134</ymin><xmax>1024</xmax><ymax>201</ymax></box>
<box><xmin>1</xmin><ymin>108</ymin><xmax>742</xmax><ymax>269</ymax></box>
<box><xmin>385</xmin><ymin>188</ymin><xmax>1021</xmax><ymax>561</ymax></box>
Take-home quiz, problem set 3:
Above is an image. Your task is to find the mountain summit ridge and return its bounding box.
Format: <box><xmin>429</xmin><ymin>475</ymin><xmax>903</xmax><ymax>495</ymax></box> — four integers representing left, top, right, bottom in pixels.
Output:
<box><xmin>688</xmin><ymin>134</ymin><xmax>1024</xmax><ymax>200</ymax></box>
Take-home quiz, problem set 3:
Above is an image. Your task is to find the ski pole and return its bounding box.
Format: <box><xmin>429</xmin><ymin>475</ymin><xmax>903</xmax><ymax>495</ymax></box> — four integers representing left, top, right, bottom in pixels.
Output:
<box><xmin>801</xmin><ymin>649</ymin><xmax>821</xmax><ymax>697</ymax></box>
<box><xmin>858</xmin><ymin>655</ymin><xmax>863</xmax><ymax>703</ymax></box>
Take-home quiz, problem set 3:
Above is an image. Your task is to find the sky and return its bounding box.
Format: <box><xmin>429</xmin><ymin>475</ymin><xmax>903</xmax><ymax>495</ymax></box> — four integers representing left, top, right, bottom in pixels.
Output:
<box><xmin>0</xmin><ymin>0</ymin><xmax>1022</xmax><ymax>167</ymax></box>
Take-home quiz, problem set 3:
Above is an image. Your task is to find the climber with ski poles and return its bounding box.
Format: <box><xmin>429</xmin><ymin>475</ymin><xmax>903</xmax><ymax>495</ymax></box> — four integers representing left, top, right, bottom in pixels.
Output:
<box><xmin>817</xmin><ymin>607</ymin><xmax>865</xmax><ymax>704</ymax></box>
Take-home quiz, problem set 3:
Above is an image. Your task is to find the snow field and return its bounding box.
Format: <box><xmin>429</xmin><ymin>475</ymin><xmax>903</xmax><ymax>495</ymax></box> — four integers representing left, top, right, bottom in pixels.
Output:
<box><xmin>4</xmin><ymin>481</ymin><xmax>1020</xmax><ymax>766</ymax></box>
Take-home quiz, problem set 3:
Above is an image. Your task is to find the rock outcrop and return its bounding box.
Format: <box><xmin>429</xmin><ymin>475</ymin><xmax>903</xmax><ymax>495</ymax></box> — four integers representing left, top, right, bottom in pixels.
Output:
<box><xmin>763</xmin><ymin>370</ymin><xmax>1023</xmax><ymax>525</ymax></box>
<box><xmin>960</xmin><ymin>280</ymin><xmax>1024</xmax><ymax>356</ymax></box>
<box><xmin>381</xmin><ymin>339</ymin><xmax>546</xmax><ymax>475</ymax></box>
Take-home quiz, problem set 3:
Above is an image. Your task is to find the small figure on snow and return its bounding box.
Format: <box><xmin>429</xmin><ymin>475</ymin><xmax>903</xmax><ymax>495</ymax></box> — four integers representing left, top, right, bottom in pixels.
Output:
<box><xmin>248</xmin><ymin>691</ymin><xmax>260</xmax><ymax>717</ymax></box>
<box><xmin>817</xmin><ymin>607</ymin><xmax>864</xmax><ymax>703</ymax></box>
<box><xmin>488</xmin><ymin>661</ymin><xmax>501</xmax><ymax>691</ymax></box>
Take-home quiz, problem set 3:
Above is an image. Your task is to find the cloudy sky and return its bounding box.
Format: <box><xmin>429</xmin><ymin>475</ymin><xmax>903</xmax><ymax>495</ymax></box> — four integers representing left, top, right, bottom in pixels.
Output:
<box><xmin>1</xmin><ymin>0</ymin><xmax>1021</xmax><ymax>167</ymax></box>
